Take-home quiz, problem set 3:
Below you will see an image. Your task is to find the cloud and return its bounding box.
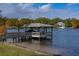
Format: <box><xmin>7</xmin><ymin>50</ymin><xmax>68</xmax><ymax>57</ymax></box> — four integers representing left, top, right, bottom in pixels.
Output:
<box><xmin>39</xmin><ymin>4</ymin><xmax>52</xmax><ymax>12</ymax></box>
<box><xmin>0</xmin><ymin>3</ymin><xmax>53</xmax><ymax>18</ymax></box>
<box><xmin>0</xmin><ymin>3</ymin><xmax>37</xmax><ymax>18</ymax></box>
<box><xmin>67</xmin><ymin>3</ymin><xmax>78</xmax><ymax>6</ymax></box>
<box><xmin>15</xmin><ymin>3</ymin><xmax>52</xmax><ymax>18</ymax></box>
<box><xmin>0</xmin><ymin>3</ymin><xmax>79</xmax><ymax>19</ymax></box>
<box><xmin>17</xmin><ymin>3</ymin><xmax>33</xmax><ymax>10</ymax></box>
<box><xmin>0</xmin><ymin>4</ymin><xmax>18</xmax><ymax>17</ymax></box>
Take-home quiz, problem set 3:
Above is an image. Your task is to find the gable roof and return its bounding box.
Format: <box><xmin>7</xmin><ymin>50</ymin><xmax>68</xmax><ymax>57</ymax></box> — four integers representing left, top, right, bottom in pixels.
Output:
<box><xmin>23</xmin><ymin>23</ymin><xmax>53</xmax><ymax>27</ymax></box>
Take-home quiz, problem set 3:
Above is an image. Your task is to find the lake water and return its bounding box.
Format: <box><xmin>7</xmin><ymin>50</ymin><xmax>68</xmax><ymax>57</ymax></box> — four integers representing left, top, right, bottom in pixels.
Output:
<box><xmin>6</xmin><ymin>28</ymin><xmax>79</xmax><ymax>56</ymax></box>
<box><xmin>53</xmin><ymin>28</ymin><xmax>79</xmax><ymax>56</ymax></box>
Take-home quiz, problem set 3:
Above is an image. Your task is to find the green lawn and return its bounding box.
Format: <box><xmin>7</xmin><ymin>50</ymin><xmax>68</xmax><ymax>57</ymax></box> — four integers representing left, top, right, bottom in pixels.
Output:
<box><xmin>0</xmin><ymin>43</ymin><xmax>44</xmax><ymax>56</ymax></box>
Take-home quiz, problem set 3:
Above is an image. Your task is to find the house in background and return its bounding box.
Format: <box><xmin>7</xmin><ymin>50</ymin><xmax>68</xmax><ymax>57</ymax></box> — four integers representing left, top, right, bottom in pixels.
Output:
<box><xmin>56</xmin><ymin>22</ymin><xmax>65</xmax><ymax>29</ymax></box>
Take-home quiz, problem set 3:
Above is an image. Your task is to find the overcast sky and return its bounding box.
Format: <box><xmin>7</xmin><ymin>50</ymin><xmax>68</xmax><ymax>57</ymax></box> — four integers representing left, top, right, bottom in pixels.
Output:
<box><xmin>0</xmin><ymin>3</ymin><xmax>79</xmax><ymax>19</ymax></box>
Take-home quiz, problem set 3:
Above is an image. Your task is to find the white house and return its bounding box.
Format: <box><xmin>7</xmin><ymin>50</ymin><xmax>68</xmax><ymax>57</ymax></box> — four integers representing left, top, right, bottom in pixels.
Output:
<box><xmin>56</xmin><ymin>22</ymin><xmax>65</xmax><ymax>29</ymax></box>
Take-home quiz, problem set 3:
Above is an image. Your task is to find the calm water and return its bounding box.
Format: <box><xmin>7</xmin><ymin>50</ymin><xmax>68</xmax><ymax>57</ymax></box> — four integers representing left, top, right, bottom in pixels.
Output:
<box><xmin>53</xmin><ymin>28</ymin><xmax>79</xmax><ymax>56</ymax></box>
<box><xmin>7</xmin><ymin>28</ymin><xmax>79</xmax><ymax>56</ymax></box>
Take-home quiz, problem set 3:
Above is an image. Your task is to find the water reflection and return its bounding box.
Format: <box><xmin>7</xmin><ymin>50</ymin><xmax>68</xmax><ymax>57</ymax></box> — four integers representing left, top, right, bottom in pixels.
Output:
<box><xmin>40</xmin><ymin>39</ymin><xmax>52</xmax><ymax>46</ymax></box>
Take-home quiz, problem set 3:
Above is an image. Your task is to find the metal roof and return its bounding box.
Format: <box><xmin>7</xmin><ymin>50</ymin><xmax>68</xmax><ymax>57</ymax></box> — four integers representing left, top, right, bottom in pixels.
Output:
<box><xmin>23</xmin><ymin>23</ymin><xmax>53</xmax><ymax>27</ymax></box>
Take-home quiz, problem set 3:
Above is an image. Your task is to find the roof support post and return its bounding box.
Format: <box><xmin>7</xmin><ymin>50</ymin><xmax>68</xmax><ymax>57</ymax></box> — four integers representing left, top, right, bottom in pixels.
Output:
<box><xmin>51</xmin><ymin>27</ymin><xmax>53</xmax><ymax>42</ymax></box>
<box><xmin>38</xmin><ymin>27</ymin><xmax>41</xmax><ymax>43</ymax></box>
<box><xmin>45</xmin><ymin>27</ymin><xmax>47</xmax><ymax>40</ymax></box>
<box><xmin>46</xmin><ymin>27</ymin><xmax>47</xmax><ymax>40</ymax></box>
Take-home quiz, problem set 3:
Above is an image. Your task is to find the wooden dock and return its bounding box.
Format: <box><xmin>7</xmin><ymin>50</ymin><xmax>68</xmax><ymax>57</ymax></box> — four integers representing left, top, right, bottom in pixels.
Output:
<box><xmin>5</xmin><ymin>32</ymin><xmax>52</xmax><ymax>42</ymax></box>
<box><xmin>0</xmin><ymin>23</ymin><xmax>53</xmax><ymax>43</ymax></box>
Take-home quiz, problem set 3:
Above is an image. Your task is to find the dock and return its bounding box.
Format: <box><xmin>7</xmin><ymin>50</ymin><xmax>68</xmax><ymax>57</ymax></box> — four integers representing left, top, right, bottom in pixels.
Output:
<box><xmin>0</xmin><ymin>23</ymin><xmax>53</xmax><ymax>43</ymax></box>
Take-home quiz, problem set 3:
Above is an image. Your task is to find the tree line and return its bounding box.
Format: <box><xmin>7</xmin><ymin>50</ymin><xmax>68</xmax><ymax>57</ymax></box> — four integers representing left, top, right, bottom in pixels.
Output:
<box><xmin>0</xmin><ymin>17</ymin><xmax>79</xmax><ymax>29</ymax></box>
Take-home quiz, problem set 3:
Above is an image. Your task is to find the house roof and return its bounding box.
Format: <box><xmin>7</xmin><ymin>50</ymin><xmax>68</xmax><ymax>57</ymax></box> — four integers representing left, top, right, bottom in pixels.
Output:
<box><xmin>23</xmin><ymin>23</ymin><xmax>53</xmax><ymax>28</ymax></box>
<box><xmin>57</xmin><ymin>22</ymin><xmax>65</xmax><ymax>26</ymax></box>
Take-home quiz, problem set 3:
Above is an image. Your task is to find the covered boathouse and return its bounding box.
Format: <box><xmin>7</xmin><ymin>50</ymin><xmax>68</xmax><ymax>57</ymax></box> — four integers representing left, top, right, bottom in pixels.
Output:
<box><xmin>1</xmin><ymin>23</ymin><xmax>53</xmax><ymax>43</ymax></box>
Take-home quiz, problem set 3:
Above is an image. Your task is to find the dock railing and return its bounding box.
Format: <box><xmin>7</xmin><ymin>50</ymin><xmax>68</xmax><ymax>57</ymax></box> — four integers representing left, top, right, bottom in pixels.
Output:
<box><xmin>6</xmin><ymin>32</ymin><xmax>52</xmax><ymax>40</ymax></box>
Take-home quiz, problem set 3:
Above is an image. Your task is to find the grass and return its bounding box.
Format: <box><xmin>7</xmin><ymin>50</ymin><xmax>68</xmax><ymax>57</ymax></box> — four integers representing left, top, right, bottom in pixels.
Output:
<box><xmin>0</xmin><ymin>43</ymin><xmax>44</xmax><ymax>56</ymax></box>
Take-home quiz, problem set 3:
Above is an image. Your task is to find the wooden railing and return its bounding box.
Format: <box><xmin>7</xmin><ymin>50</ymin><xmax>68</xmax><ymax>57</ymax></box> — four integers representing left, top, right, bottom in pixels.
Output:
<box><xmin>6</xmin><ymin>32</ymin><xmax>52</xmax><ymax>39</ymax></box>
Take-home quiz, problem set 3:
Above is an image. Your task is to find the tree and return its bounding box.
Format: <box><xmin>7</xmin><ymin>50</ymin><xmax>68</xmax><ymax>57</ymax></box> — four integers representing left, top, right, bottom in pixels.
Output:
<box><xmin>64</xmin><ymin>18</ymin><xmax>72</xmax><ymax>27</ymax></box>
<box><xmin>71</xmin><ymin>18</ymin><xmax>79</xmax><ymax>28</ymax></box>
<box><xmin>50</xmin><ymin>18</ymin><xmax>63</xmax><ymax>25</ymax></box>
<box><xmin>20</xmin><ymin>18</ymin><xmax>32</xmax><ymax>25</ymax></box>
<box><xmin>0</xmin><ymin>25</ymin><xmax>5</xmax><ymax>36</ymax></box>
<box><xmin>34</xmin><ymin>17</ymin><xmax>49</xmax><ymax>24</ymax></box>
<box><xmin>5</xmin><ymin>19</ymin><xmax>12</xmax><ymax>27</ymax></box>
<box><xmin>8</xmin><ymin>18</ymin><xmax>18</xmax><ymax>26</ymax></box>
<box><xmin>0</xmin><ymin>10</ymin><xmax>7</xmax><ymax>36</ymax></box>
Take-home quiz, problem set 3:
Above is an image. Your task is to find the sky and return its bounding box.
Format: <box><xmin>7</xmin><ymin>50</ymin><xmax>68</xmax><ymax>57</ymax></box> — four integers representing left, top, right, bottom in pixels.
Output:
<box><xmin>0</xmin><ymin>3</ymin><xmax>79</xmax><ymax>19</ymax></box>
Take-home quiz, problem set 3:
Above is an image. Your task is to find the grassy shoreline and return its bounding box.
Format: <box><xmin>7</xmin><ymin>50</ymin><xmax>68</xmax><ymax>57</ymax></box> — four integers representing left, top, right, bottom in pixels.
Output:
<box><xmin>0</xmin><ymin>42</ymin><xmax>61</xmax><ymax>56</ymax></box>
<box><xmin>0</xmin><ymin>42</ymin><xmax>45</xmax><ymax>56</ymax></box>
